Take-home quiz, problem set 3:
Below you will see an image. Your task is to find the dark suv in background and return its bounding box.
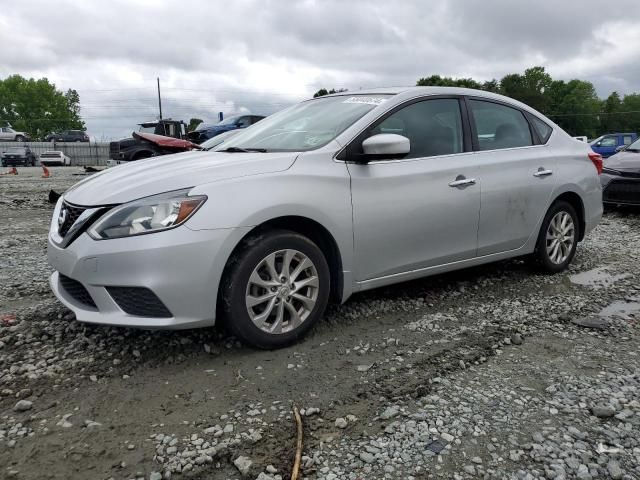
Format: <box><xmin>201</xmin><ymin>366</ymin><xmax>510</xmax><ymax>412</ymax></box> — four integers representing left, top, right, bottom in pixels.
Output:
<box><xmin>1</xmin><ymin>146</ymin><xmax>37</xmax><ymax>166</ymax></box>
<box><xmin>45</xmin><ymin>130</ymin><xmax>89</xmax><ymax>142</ymax></box>
<box><xmin>187</xmin><ymin>115</ymin><xmax>265</xmax><ymax>143</ymax></box>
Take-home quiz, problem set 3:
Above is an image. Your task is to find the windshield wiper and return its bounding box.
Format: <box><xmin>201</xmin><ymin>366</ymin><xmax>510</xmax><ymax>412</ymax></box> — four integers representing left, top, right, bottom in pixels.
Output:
<box><xmin>220</xmin><ymin>146</ymin><xmax>268</xmax><ymax>153</ymax></box>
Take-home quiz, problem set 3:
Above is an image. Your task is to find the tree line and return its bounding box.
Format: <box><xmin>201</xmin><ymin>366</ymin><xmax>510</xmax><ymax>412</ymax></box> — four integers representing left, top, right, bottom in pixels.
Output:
<box><xmin>0</xmin><ymin>75</ymin><xmax>85</xmax><ymax>140</ymax></box>
<box><xmin>317</xmin><ymin>66</ymin><xmax>640</xmax><ymax>139</ymax></box>
<box><xmin>416</xmin><ymin>66</ymin><xmax>640</xmax><ymax>139</ymax></box>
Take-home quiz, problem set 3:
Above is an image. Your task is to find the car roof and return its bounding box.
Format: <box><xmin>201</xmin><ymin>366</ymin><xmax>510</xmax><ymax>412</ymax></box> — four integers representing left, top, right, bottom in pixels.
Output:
<box><xmin>320</xmin><ymin>86</ymin><xmax>555</xmax><ymax>121</ymax></box>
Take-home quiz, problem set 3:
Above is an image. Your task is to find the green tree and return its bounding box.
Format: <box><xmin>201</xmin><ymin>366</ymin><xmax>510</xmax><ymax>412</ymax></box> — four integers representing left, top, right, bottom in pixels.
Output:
<box><xmin>547</xmin><ymin>79</ymin><xmax>600</xmax><ymax>137</ymax></box>
<box><xmin>600</xmin><ymin>92</ymin><xmax>623</xmax><ymax>133</ymax></box>
<box><xmin>313</xmin><ymin>88</ymin><xmax>348</xmax><ymax>98</ymax></box>
<box><xmin>187</xmin><ymin>118</ymin><xmax>203</xmax><ymax>131</ymax></box>
<box><xmin>620</xmin><ymin>94</ymin><xmax>640</xmax><ymax>133</ymax></box>
<box><xmin>0</xmin><ymin>75</ymin><xmax>85</xmax><ymax>140</ymax></box>
<box><xmin>500</xmin><ymin>66</ymin><xmax>552</xmax><ymax>113</ymax></box>
<box><xmin>416</xmin><ymin>75</ymin><xmax>482</xmax><ymax>89</ymax></box>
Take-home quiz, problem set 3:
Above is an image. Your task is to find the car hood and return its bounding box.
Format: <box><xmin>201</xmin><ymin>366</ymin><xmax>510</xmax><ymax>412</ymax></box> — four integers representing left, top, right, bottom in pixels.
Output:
<box><xmin>64</xmin><ymin>150</ymin><xmax>297</xmax><ymax>206</ymax></box>
<box><xmin>604</xmin><ymin>151</ymin><xmax>640</xmax><ymax>172</ymax></box>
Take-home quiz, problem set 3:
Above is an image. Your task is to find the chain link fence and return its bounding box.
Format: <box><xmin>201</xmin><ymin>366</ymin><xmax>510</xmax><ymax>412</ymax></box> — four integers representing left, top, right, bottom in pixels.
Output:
<box><xmin>1</xmin><ymin>141</ymin><xmax>110</xmax><ymax>166</ymax></box>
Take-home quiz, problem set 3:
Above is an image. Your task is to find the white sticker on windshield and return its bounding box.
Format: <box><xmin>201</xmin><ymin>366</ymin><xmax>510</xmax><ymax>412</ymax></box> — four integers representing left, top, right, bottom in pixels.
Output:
<box><xmin>342</xmin><ymin>96</ymin><xmax>387</xmax><ymax>106</ymax></box>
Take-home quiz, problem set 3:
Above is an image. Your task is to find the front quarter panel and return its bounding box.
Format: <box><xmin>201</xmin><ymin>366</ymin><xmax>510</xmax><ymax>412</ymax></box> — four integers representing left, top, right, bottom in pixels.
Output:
<box><xmin>186</xmin><ymin>146</ymin><xmax>354</xmax><ymax>294</ymax></box>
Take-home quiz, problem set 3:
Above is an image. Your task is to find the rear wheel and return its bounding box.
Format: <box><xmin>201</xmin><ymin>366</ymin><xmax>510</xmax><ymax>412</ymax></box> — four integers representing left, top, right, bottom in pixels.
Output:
<box><xmin>533</xmin><ymin>201</ymin><xmax>579</xmax><ymax>273</ymax></box>
<box><xmin>221</xmin><ymin>230</ymin><xmax>330</xmax><ymax>349</ymax></box>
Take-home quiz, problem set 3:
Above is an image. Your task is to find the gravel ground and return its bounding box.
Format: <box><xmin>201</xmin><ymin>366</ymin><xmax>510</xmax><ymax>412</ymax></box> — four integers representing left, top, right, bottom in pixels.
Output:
<box><xmin>0</xmin><ymin>167</ymin><xmax>639</xmax><ymax>480</ymax></box>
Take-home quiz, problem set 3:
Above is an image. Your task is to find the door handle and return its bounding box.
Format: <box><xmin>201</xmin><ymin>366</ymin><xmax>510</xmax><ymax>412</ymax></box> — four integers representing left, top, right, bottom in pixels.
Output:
<box><xmin>448</xmin><ymin>177</ymin><xmax>476</xmax><ymax>187</ymax></box>
<box><xmin>533</xmin><ymin>169</ymin><xmax>553</xmax><ymax>177</ymax></box>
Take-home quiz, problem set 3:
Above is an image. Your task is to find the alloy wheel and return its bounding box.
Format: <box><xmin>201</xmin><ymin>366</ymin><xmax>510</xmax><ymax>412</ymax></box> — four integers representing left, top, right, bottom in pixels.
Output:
<box><xmin>245</xmin><ymin>249</ymin><xmax>319</xmax><ymax>334</ymax></box>
<box><xmin>545</xmin><ymin>211</ymin><xmax>575</xmax><ymax>265</ymax></box>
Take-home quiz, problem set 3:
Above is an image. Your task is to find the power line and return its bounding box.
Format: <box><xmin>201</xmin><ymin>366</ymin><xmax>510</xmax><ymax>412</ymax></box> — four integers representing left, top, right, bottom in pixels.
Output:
<box><xmin>547</xmin><ymin>110</ymin><xmax>640</xmax><ymax>117</ymax></box>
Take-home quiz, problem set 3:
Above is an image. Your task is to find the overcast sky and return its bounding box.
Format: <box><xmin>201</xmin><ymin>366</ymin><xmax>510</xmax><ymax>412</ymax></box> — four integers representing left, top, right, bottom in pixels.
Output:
<box><xmin>2</xmin><ymin>0</ymin><xmax>640</xmax><ymax>140</ymax></box>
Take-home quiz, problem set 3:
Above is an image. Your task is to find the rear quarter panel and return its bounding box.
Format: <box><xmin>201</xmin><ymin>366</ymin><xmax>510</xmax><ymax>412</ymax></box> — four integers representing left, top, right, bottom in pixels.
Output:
<box><xmin>549</xmin><ymin>135</ymin><xmax>602</xmax><ymax>236</ymax></box>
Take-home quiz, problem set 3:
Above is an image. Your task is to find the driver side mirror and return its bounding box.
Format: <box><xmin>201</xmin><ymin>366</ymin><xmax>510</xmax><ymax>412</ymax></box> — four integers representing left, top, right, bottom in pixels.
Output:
<box><xmin>615</xmin><ymin>145</ymin><xmax>626</xmax><ymax>152</ymax></box>
<box><xmin>361</xmin><ymin>134</ymin><xmax>410</xmax><ymax>158</ymax></box>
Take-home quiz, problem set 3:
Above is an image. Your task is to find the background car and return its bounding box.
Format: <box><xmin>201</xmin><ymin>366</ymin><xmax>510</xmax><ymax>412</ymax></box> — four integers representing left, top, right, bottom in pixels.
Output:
<box><xmin>187</xmin><ymin>115</ymin><xmax>265</xmax><ymax>143</ymax></box>
<box><xmin>590</xmin><ymin>132</ymin><xmax>637</xmax><ymax>158</ymax></box>
<box><xmin>39</xmin><ymin>150</ymin><xmax>71</xmax><ymax>166</ymax></box>
<box><xmin>0</xmin><ymin>126</ymin><xmax>31</xmax><ymax>142</ymax></box>
<box><xmin>45</xmin><ymin>130</ymin><xmax>89</xmax><ymax>142</ymax></box>
<box><xmin>601</xmin><ymin>137</ymin><xmax>640</xmax><ymax>206</ymax></box>
<box><xmin>47</xmin><ymin>87</ymin><xmax>602</xmax><ymax>350</ymax></box>
<box><xmin>1</xmin><ymin>146</ymin><xmax>37</xmax><ymax>166</ymax></box>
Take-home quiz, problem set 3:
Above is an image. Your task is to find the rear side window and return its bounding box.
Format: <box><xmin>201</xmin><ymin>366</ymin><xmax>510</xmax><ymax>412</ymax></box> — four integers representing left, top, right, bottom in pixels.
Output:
<box><xmin>530</xmin><ymin>116</ymin><xmax>553</xmax><ymax>143</ymax></box>
<box><xmin>623</xmin><ymin>135</ymin><xmax>633</xmax><ymax>145</ymax></box>
<box><xmin>369</xmin><ymin>99</ymin><xmax>464</xmax><ymax>159</ymax></box>
<box><xmin>469</xmin><ymin>100</ymin><xmax>533</xmax><ymax>150</ymax></box>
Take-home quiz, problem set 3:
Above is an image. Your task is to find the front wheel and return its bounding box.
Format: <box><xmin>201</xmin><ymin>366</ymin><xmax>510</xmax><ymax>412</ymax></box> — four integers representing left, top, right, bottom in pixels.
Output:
<box><xmin>15</xmin><ymin>135</ymin><xmax>24</xmax><ymax>142</ymax></box>
<box><xmin>533</xmin><ymin>201</ymin><xmax>579</xmax><ymax>273</ymax></box>
<box><xmin>220</xmin><ymin>230</ymin><xmax>330</xmax><ymax>349</ymax></box>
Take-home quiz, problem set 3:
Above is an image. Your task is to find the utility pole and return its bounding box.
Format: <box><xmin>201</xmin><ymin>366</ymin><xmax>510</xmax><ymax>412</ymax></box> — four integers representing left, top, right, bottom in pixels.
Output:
<box><xmin>157</xmin><ymin>77</ymin><xmax>163</xmax><ymax>121</ymax></box>
<box><xmin>157</xmin><ymin>77</ymin><xmax>166</xmax><ymax>135</ymax></box>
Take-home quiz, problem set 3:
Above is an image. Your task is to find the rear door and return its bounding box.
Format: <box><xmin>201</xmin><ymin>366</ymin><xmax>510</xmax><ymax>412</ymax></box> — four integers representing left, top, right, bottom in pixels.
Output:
<box><xmin>468</xmin><ymin>99</ymin><xmax>557</xmax><ymax>255</ymax></box>
<box><xmin>348</xmin><ymin>97</ymin><xmax>481</xmax><ymax>281</ymax></box>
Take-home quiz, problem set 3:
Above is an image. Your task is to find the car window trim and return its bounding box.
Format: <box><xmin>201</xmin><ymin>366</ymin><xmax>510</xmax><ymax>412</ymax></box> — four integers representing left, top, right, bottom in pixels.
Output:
<box><xmin>337</xmin><ymin>94</ymin><xmax>471</xmax><ymax>163</ymax></box>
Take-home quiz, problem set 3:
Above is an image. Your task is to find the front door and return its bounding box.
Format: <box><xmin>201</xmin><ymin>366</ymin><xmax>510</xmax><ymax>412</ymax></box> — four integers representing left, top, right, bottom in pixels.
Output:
<box><xmin>348</xmin><ymin>98</ymin><xmax>481</xmax><ymax>282</ymax></box>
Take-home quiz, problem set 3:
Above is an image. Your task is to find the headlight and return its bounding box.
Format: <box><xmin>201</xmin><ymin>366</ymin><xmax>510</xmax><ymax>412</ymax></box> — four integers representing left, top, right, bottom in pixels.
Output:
<box><xmin>88</xmin><ymin>189</ymin><xmax>206</xmax><ymax>240</ymax></box>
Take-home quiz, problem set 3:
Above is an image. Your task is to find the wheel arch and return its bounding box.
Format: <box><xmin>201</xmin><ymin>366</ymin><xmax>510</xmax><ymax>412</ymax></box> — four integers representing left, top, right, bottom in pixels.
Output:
<box><xmin>550</xmin><ymin>191</ymin><xmax>586</xmax><ymax>241</ymax></box>
<box><xmin>221</xmin><ymin>215</ymin><xmax>345</xmax><ymax>304</ymax></box>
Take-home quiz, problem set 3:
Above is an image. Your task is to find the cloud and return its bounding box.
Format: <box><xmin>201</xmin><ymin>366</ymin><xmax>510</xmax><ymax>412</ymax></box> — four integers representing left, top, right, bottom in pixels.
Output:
<box><xmin>2</xmin><ymin>0</ymin><xmax>640</xmax><ymax>138</ymax></box>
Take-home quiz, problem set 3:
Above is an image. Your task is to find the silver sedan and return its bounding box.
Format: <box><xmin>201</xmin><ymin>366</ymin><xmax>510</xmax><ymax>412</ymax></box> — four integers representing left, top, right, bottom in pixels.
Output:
<box><xmin>47</xmin><ymin>87</ymin><xmax>602</xmax><ymax>348</ymax></box>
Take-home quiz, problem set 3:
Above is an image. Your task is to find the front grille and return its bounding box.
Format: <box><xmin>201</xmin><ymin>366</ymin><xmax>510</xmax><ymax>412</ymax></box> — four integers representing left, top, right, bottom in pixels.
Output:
<box><xmin>603</xmin><ymin>180</ymin><xmax>640</xmax><ymax>205</ymax></box>
<box><xmin>618</xmin><ymin>170</ymin><xmax>640</xmax><ymax>179</ymax></box>
<box><xmin>106</xmin><ymin>287</ymin><xmax>172</xmax><ymax>318</ymax></box>
<box><xmin>59</xmin><ymin>202</ymin><xmax>87</xmax><ymax>237</ymax></box>
<box><xmin>59</xmin><ymin>275</ymin><xmax>97</xmax><ymax>309</ymax></box>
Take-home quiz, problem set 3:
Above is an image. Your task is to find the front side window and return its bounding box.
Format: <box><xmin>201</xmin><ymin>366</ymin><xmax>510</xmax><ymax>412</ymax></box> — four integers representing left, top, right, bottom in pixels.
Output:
<box><xmin>217</xmin><ymin>95</ymin><xmax>391</xmax><ymax>152</ymax></box>
<box><xmin>469</xmin><ymin>100</ymin><xmax>533</xmax><ymax>150</ymax></box>
<box><xmin>600</xmin><ymin>137</ymin><xmax>617</xmax><ymax>147</ymax></box>
<box><xmin>365</xmin><ymin>98</ymin><xmax>464</xmax><ymax>159</ymax></box>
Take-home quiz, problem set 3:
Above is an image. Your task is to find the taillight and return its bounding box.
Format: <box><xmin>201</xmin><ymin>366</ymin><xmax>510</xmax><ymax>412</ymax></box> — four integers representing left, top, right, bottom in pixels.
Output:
<box><xmin>588</xmin><ymin>151</ymin><xmax>603</xmax><ymax>175</ymax></box>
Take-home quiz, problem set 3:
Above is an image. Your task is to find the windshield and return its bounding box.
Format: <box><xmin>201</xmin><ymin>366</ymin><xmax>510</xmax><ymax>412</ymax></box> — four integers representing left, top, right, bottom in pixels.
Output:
<box><xmin>7</xmin><ymin>147</ymin><xmax>25</xmax><ymax>153</ymax></box>
<box><xmin>215</xmin><ymin>95</ymin><xmax>391</xmax><ymax>152</ymax></box>
<box><xmin>216</xmin><ymin>116</ymin><xmax>241</xmax><ymax>126</ymax></box>
<box><xmin>626</xmin><ymin>138</ymin><xmax>640</xmax><ymax>152</ymax></box>
<box><xmin>201</xmin><ymin>130</ymin><xmax>241</xmax><ymax>150</ymax></box>
<box><xmin>138</xmin><ymin>125</ymin><xmax>156</xmax><ymax>134</ymax></box>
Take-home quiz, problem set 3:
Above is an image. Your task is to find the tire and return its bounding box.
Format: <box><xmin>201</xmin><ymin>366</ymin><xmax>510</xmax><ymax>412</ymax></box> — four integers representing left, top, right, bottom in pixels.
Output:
<box><xmin>220</xmin><ymin>230</ymin><xmax>331</xmax><ymax>349</ymax></box>
<box><xmin>533</xmin><ymin>201</ymin><xmax>579</xmax><ymax>273</ymax></box>
<box><xmin>15</xmin><ymin>135</ymin><xmax>24</xmax><ymax>142</ymax></box>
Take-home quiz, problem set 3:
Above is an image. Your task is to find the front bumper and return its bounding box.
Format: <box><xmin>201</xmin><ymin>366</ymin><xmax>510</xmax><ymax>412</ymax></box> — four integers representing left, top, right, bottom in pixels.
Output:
<box><xmin>601</xmin><ymin>174</ymin><xmax>640</xmax><ymax>205</ymax></box>
<box><xmin>47</xmin><ymin>224</ymin><xmax>251</xmax><ymax>329</ymax></box>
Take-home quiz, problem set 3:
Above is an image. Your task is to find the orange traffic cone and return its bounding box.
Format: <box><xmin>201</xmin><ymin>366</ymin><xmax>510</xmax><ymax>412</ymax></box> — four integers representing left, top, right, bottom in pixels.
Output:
<box><xmin>42</xmin><ymin>165</ymin><xmax>51</xmax><ymax>178</ymax></box>
<box><xmin>0</xmin><ymin>167</ymin><xmax>18</xmax><ymax>176</ymax></box>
